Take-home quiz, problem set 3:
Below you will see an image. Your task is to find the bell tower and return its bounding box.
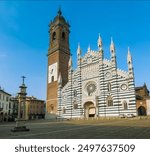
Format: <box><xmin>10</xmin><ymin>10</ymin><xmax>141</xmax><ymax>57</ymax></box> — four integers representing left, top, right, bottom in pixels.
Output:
<box><xmin>46</xmin><ymin>8</ymin><xmax>70</xmax><ymax>115</ymax></box>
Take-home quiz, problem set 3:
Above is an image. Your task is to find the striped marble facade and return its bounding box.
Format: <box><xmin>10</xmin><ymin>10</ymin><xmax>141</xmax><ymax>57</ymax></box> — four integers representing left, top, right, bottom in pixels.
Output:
<box><xmin>57</xmin><ymin>36</ymin><xmax>136</xmax><ymax>118</ymax></box>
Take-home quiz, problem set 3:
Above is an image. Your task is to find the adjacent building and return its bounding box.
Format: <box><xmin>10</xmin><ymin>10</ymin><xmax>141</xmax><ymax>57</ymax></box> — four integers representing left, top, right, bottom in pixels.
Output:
<box><xmin>0</xmin><ymin>78</ymin><xmax>45</xmax><ymax>121</ymax></box>
<box><xmin>26</xmin><ymin>96</ymin><xmax>45</xmax><ymax>120</ymax></box>
<box><xmin>146</xmin><ymin>97</ymin><xmax>150</xmax><ymax>115</ymax></box>
<box><xmin>11</xmin><ymin>96</ymin><xmax>45</xmax><ymax>120</ymax></box>
<box><xmin>46</xmin><ymin>9</ymin><xmax>137</xmax><ymax>119</ymax></box>
<box><xmin>10</xmin><ymin>96</ymin><xmax>19</xmax><ymax>119</ymax></box>
<box><xmin>135</xmin><ymin>84</ymin><xmax>150</xmax><ymax>115</ymax></box>
<box><xmin>0</xmin><ymin>88</ymin><xmax>12</xmax><ymax>121</ymax></box>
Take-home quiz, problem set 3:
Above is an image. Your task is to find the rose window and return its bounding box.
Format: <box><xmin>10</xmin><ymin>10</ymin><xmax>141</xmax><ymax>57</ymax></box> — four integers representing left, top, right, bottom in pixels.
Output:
<box><xmin>87</xmin><ymin>83</ymin><xmax>96</xmax><ymax>96</ymax></box>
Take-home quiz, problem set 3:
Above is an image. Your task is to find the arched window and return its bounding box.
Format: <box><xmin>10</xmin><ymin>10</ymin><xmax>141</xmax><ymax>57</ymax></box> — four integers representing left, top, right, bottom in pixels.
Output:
<box><xmin>74</xmin><ymin>104</ymin><xmax>78</xmax><ymax>109</ymax></box>
<box><xmin>73</xmin><ymin>100</ymin><xmax>78</xmax><ymax>109</ymax></box>
<box><xmin>62</xmin><ymin>32</ymin><xmax>65</xmax><ymax>40</ymax></box>
<box><xmin>52</xmin><ymin>32</ymin><xmax>56</xmax><ymax>40</ymax></box>
<box><xmin>51</xmin><ymin>69</ymin><xmax>53</xmax><ymax>74</ymax></box>
<box><xmin>107</xmin><ymin>96</ymin><xmax>113</xmax><ymax>107</ymax></box>
<box><xmin>62</xmin><ymin>107</ymin><xmax>66</xmax><ymax>114</ymax></box>
<box><xmin>51</xmin><ymin>76</ymin><xmax>54</xmax><ymax>82</ymax></box>
<box><xmin>107</xmin><ymin>82</ymin><xmax>111</xmax><ymax>92</ymax></box>
<box><xmin>74</xmin><ymin>90</ymin><xmax>77</xmax><ymax>97</ymax></box>
<box><xmin>123</xmin><ymin>101</ymin><xmax>128</xmax><ymax>110</ymax></box>
<box><xmin>50</xmin><ymin>104</ymin><xmax>54</xmax><ymax>111</ymax></box>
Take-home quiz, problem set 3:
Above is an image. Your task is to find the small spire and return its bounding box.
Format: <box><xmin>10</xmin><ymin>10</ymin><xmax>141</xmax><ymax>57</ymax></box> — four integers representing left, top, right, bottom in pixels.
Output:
<box><xmin>127</xmin><ymin>47</ymin><xmax>133</xmax><ymax>76</ymax></box>
<box><xmin>58</xmin><ymin>7</ymin><xmax>62</xmax><ymax>16</ymax></box>
<box><xmin>88</xmin><ymin>44</ymin><xmax>91</xmax><ymax>52</ymax></box>
<box><xmin>128</xmin><ymin>46</ymin><xmax>130</xmax><ymax>55</ymax></box>
<box><xmin>98</xmin><ymin>33</ymin><xmax>102</xmax><ymax>49</ymax></box>
<box><xmin>110</xmin><ymin>37</ymin><xmax>115</xmax><ymax>52</ymax></box>
<box><xmin>127</xmin><ymin>46</ymin><xmax>132</xmax><ymax>62</ymax></box>
<box><xmin>68</xmin><ymin>56</ymin><xmax>72</xmax><ymax>68</ymax></box>
<box><xmin>77</xmin><ymin>43</ymin><xmax>81</xmax><ymax>56</ymax></box>
<box><xmin>58</xmin><ymin>73</ymin><xmax>62</xmax><ymax>85</ymax></box>
<box><xmin>111</xmin><ymin>37</ymin><xmax>113</xmax><ymax>44</ymax></box>
<box><xmin>144</xmin><ymin>82</ymin><xmax>146</xmax><ymax>87</ymax></box>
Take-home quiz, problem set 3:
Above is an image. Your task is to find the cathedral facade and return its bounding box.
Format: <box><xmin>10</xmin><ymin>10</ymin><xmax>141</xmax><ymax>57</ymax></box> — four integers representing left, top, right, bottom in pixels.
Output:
<box><xmin>46</xmin><ymin>9</ymin><xmax>137</xmax><ymax>119</ymax></box>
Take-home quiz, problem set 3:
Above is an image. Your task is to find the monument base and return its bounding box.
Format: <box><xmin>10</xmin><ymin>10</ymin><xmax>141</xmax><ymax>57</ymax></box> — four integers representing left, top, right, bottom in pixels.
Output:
<box><xmin>11</xmin><ymin>119</ymin><xmax>30</xmax><ymax>132</ymax></box>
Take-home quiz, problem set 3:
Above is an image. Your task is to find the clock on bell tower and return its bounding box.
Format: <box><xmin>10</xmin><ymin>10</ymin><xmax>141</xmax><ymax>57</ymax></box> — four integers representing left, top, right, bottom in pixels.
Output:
<box><xmin>46</xmin><ymin>8</ymin><xmax>70</xmax><ymax>116</ymax></box>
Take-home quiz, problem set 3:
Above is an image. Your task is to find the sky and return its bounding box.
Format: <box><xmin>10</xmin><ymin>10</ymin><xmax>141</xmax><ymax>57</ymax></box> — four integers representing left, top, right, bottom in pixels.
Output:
<box><xmin>0</xmin><ymin>0</ymin><xmax>150</xmax><ymax>100</ymax></box>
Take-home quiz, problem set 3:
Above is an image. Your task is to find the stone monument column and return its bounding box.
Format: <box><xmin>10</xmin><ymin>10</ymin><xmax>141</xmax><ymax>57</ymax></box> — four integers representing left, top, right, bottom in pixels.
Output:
<box><xmin>11</xmin><ymin>76</ymin><xmax>29</xmax><ymax>132</ymax></box>
<box><xmin>18</xmin><ymin>76</ymin><xmax>27</xmax><ymax>119</ymax></box>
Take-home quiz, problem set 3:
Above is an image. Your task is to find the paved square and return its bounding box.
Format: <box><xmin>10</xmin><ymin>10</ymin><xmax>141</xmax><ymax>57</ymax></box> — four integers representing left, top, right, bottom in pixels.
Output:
<box><xmin>0</xmin><ymin>118</ymin><xmax>150</xmax><ymax>139</ymax></box>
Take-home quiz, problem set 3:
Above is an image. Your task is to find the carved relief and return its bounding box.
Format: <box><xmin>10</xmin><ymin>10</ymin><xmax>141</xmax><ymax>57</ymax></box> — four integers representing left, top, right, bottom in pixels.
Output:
<box><xmin>81</xmin><ymin>63</ymin><xmax>99</xmax><ymax>80</ymax></box>
<box><xmin>120</xmin><ymin>83</ymin><xmax>128</xmax><ymax>91</ymax></box>
<box><xmin>105</xmin><ymin>72</ymin><xmax>111</xmax><ymax>79</ymax></box>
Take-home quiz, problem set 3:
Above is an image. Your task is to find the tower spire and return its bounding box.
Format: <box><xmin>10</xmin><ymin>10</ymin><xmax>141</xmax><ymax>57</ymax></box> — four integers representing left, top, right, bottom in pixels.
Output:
<box><xmin>88</xmin><ymin>44</ymin><xmax>91</xmax><ymax>52</ymax></box>
<box><xmin>77</xmin><ymin>43</ymin><xmax>81</xmax><ymax>57</ymax></box>
<box><xmin>58</xmin><ymin>6</ymin><xmax>62</xmax><ymax>16</ymax></box>
<box><xmin>127</xmin><ymin>47</ymin><xmax>132</xmax><ymax>63</ymax></box>
<box><xmin>110</xmin><ymin>37</ymin><xmax>115</xmax><ymax>52</ymax></box>
<box><xmin>46</xmin><ymin>8</ymin><xmax>71</xmax><ymax>116</ymax></box>
<box><xmin>68</xmin><ymin>56</ymin><xmax>72</xmax><ymax>68</ymax></box>
<box><xmin>110</xmin><ymin>37</ymin><xmax>117</xmax><ymax>69</ymax></box>
<box><xmin>127</xmin><ymin>47</ymin><xmax>133</xmax><ymax>77</ymax></box>
<box><xmin>98</xmin><ymin>33</ymin><xmax>102</xmax><ymax>50</ymax></box>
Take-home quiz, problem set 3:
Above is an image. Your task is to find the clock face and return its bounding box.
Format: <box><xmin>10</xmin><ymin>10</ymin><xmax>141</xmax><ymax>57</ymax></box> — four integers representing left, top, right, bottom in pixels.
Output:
<box><xmin>121</xmin><ymin>84</ymin><xmax>127</xmax><ymax>91</ymax></box>
<box><xmin>48</xmin><ymin>63</ymin><xmax>57</xmax><ymax>83</ymax></box>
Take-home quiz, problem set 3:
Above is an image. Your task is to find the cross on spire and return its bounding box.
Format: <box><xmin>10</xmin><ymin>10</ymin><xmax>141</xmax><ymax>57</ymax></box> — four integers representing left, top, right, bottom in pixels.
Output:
<box><xmin>58</xmin><ymin>6</ymin><xmax>62</xmax><ymax>16</ymax></box>
<box><xmin>21</xmin><ymin>76</ymin><xmax>26</xmax><ymax>85</ymax></box>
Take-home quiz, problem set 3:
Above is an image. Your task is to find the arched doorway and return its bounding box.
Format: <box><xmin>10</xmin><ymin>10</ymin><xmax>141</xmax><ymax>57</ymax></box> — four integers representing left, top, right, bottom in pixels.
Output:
<box><xmin>84</xmin><ymin>102</ymin><xmax>95</xmax><ymax>118</ymax></box>
<box><xmin>138</xmin><ymin>106</ymin><xmax>146</xmax><ymax>116</ymax></box>
<box><xmin>0</xmin><ymin>112</ymin><xmax>3</xmax><ymax>122</ymax></box>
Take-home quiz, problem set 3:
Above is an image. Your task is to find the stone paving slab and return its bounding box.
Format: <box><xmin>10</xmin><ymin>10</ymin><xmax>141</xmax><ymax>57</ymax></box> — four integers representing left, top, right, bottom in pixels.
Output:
<box><xmin>0</xmin><ymin>118</ymin><xmax>150</xmax><ymax>139</ymax></box>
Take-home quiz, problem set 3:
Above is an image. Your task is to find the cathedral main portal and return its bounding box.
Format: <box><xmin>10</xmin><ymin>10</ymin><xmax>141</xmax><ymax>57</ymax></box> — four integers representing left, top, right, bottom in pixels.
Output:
<box><xmin>84</xmin><ymin>102</ymin><xmax>96</xmax><ymax>118</ymax></box>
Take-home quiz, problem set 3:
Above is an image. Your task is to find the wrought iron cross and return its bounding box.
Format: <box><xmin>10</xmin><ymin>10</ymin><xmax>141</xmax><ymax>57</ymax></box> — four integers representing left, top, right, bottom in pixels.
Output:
<box><xmin>21</xmin><ymin>76</ymin><xmax>26</xmax><ymax>84</ymax></box>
